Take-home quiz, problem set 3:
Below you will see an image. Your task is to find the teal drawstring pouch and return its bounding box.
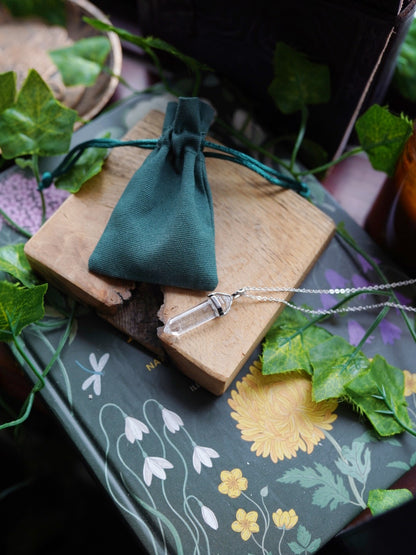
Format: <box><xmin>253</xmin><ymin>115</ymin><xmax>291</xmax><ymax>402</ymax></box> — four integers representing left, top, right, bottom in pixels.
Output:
<box><xmin>89</xmin><ymin>97</ymin><xmax>217</xmax><ymax>291</ymax></box>
<box><xmin>39</xmin><ymin>96</ymin><xmax>309</xmax><ymax>292</ymax></box>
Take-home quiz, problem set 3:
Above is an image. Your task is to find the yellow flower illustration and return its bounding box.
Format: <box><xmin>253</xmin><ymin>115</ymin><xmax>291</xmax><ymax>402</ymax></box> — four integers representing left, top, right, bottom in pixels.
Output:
<box><xmin>404</xmin><ymin>370</ymin><xmax>416</xmax><ymax>396</ymax></box>
<box><xmin>218</xmin><ymin>468</ymin><xmax>248</xmax><ymax>498</ymax></box>
<box><xmin>228</xmin><ymin>360</ymin><xmax>338</xmax><ymax>463</ymax></box>
<box><xmin>272</xmin><ymin>508</ymin><xmax>298</xmax><ymax>530</ymax></box>
<box><xmin>231</xmin><ymin>508</ymin><xmax>259</xmax><ymax>541</ymax></box>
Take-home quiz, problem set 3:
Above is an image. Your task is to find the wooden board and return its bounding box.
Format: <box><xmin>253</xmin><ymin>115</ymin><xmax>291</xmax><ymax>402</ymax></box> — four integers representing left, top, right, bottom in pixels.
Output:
<box><xmin>24</xmin><ymin>110</ymin><xmax>336</xmax><ymax>394</ymax></box>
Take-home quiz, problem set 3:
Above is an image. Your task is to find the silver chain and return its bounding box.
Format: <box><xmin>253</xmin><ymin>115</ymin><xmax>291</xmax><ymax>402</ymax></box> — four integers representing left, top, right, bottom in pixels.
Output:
<box><xmin>234</xmin><ymin>278</ymin><xmax>416</xmax><ymax>316</ymax></box>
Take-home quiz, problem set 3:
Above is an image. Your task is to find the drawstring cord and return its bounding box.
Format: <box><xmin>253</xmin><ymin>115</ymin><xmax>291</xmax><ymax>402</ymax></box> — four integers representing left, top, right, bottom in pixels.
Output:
<box><xmin>38</xmin><ymin>138</ymin><xmax>158</xmax><ymax>190</ymax></box>
<box><xmin>38</xmin><ymin>136</ymin><xmax>309</xmax><ymax>198</ymax></box>
<box><xmin>203</xmin><ymin>140</ymin><xmax>309</xmax><ymax>197</ymax></box>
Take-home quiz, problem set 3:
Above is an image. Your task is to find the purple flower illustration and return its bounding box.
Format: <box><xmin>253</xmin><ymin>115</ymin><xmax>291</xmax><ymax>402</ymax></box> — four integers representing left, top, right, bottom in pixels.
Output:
<box><xmin>320</xmin><ymin>293</ymin><xmax>337</xmax><ymax>310</ymax></box>
<box><xmin>356</xmin><ymin>253</ymin><xmax>380</xmax><ymax>274</ymax></box>
<box><xmin>395</xmin><ymin>292</ymin><xmax>412</xmax><ymax>312</ymax></box>
<box><xmin>351</xmin><ymin>274</ymin><xmax>372</xmax><ymax>297</ymax></box>
<box><xmin>380</xmin><ymin>319</ymin><xmax>402</xmax><ymax>345</ymax></box>
<box><xmin>325</xmin><ymin>269</ymin><xmax>348</xmax><ymax>290</ymax></box>
<box><xmin>348</xmin><ymin>319</ymin><xmax>374</xmax><ymax>346</ymax></box>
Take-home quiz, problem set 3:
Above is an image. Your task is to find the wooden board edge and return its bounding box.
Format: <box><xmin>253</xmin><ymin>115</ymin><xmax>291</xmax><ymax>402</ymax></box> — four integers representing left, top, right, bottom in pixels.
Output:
<box><xmin>157</xmin><ymin>223</ymin><xmax>336</xmax><ymax>395</ymax></box>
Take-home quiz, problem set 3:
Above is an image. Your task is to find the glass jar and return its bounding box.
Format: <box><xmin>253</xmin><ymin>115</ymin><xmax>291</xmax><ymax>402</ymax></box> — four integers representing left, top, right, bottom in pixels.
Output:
<box><xmin>365</xmin><ymin>122</ymin><xmax>416</xmax><ymax>275</ymax></box>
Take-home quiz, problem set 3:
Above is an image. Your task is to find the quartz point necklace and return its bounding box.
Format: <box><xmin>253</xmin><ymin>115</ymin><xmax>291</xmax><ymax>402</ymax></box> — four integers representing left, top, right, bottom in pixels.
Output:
<box><xmin>163</xmin><ymin>279</ymin><xmax>416</xmax><ymax>337</ymax></box>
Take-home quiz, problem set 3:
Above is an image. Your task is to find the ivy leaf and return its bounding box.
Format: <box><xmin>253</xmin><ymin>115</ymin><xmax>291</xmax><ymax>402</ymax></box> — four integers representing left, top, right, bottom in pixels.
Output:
<box><xmin>309</xmin><ymin>335</ymin><xmax>369</xmax><ymax>402</ymax></box>
<box><xmin>0</xmin><ymin>0</ymin><xmax>66</xmax><ymax>25</ymax></box>
<box><xmin>49</xmin><ymin>36</ymin><xmax>111</xmax><ymax>87</ymax></box>
<box><xmin>0</xmin><ymin>281</ymin><xmax>48</xmax><ymax>342</ymax></box>
<box><xmin>345</xmin><ymin>355</ymin><xmax>411</xmax><ymax>437</ymax></box>
<box><xmin>0</xmin><ymin>69</ymin><xmax>77</xmax><ymax>159</ymax></box>
<box><xmin>262</xmin><ymin>307</ymin><xmax>331</xmax><ymax>376</ymax></box>
<box><xmin>268</xmin><ymin>42</ymin><xmax>331</xmax><ymax>114</ymax></box>
<box><xmin>262</xmin><ymin>305</ymin><xmax>412</xmax><ymax>438</ymax></box>
<box><xmin>392</xmin><ymin>19</ymin><xmax>416</xmax><ymax>102</ymax></box>
<box><xmin>0</xmin><ymin>71</ymin><xmax>16</xmax><ymax>114</ymax></box>
<box><xmin>367</xmin><ymin>488</ymin><xmax>413</xmax><ymax>516</ymax></box>
<box><xmin>277</xmin><ymin>462</ymin><xmax>350</xmax><ymax>510</ymax></box>
<box><xmin>55</xmin><ymin>135</ymin><xmax>110</xmax><ymax>193</ymax></box>
<box><xmin>0</xmin><ymin>244</ymin><xmax>39</xmax><ymax>287</ymax></box>
<box><xmin>14</xmin><ymin>157</ymin><xmax>37</xmax><ymax>173</ymax></box>
<box><xmin>355</xmin><ymin>104</ymin><xmax>412</xmax><ymax>176</ymax></box>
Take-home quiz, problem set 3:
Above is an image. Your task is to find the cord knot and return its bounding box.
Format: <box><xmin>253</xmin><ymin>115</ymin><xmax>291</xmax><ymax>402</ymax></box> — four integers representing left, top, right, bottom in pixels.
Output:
<box><xmin>38</xmin><ymin>171</ymin><xmax>53</xmax><ymax>191</ymax></box>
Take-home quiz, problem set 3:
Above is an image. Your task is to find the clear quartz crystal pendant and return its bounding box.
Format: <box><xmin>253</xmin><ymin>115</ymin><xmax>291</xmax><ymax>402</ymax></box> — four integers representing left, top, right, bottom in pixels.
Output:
<box><xmin>163</xmin><ymin>293</ymin><xmax>234</xmax><ymax>336</ymax></box>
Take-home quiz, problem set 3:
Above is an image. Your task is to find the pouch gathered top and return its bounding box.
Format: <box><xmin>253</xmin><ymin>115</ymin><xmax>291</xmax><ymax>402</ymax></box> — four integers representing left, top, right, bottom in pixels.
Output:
<box><xmin>88</xmin><ymin>97</ymin><xmax>218</xmax><ymax>291</ymax></box>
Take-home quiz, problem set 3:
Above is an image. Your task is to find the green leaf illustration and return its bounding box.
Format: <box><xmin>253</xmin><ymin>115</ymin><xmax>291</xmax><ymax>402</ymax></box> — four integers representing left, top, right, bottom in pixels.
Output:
<box><xmin>367</xmin><ymin>488</ymin><xmax>413</xmax><ymax>516</ymax></box>
<box><xmin>277</xmin><ymin>462</ymin><xmax>350</xmax><ymax>510</ymax></box>
<box><xmin>55</xmin><ymin>138</ymin><xmax>109</xmax><ymax>193</ymax></box>
<box><xmin>0</xmin><ymin>71</ymin><xmax>16</xmax><ymax>114</ymax></box>
<box><xmin>0</xmin><ymin>281</ymin><xmax>48</xmax><ymax>342</ymax></box>
<box><xmin>0</xmin><ymin>243</ymin><xmax>39</xmax><ymax>287</ymax></box>
<box><xmin>355</xmin><ymin>104</ymin><xmax>412</xmax><ymax>176</ymax></box>
<box><xmin>288</xmin><ymin>542</ymin><xmax>305</xmax><ymax>555</ymax></box>
<box><xmin>345</xmin><ymin>355</ymin><xmax>412</xmax><ymax>437</ymax></box>
<box><xmin>309</xmin><ymin>335</ymin><xmax>369</xmax><ymax>402</ymax></box>
<box><xmin>49</xmin><ymin>36</ymin><xmax>111</xmax><ymax>87</ymax></box>
<box><xmin>308</xmin><ymin>539</ymin><xmax>322</xmax><ymax>553</ymax></box>
<box><xmin>262</xmin><ymin>307</ymin><xmax>331</xmax><ymax>375</ymax></box>
<box><xmin>268</xmin><ymin>42</ymin><xmax>331</xmax><ymax>114</ymax></box>
<box><xmin>288</xmin><ymin>525</ymin><xmax>322</xmax><ymax>554</ymax></box>
<box><xmin>387</xmin><ymin>461</ymin><xmax>411</xmax><ymax>471</ymax></box>
<box><xmin>296</xmin><ymin>525</ymin><xmax>311</xmax><ymax>547</ymax></box>
<box><xmin>0</xmin><ymin>69</ymin><xmax>77</xmax><ymax>159</ymax></box>
<box><xmin>334</xmin><ymin>441</ymin><xmax>371</xmax><ymax>484</ymax></box>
